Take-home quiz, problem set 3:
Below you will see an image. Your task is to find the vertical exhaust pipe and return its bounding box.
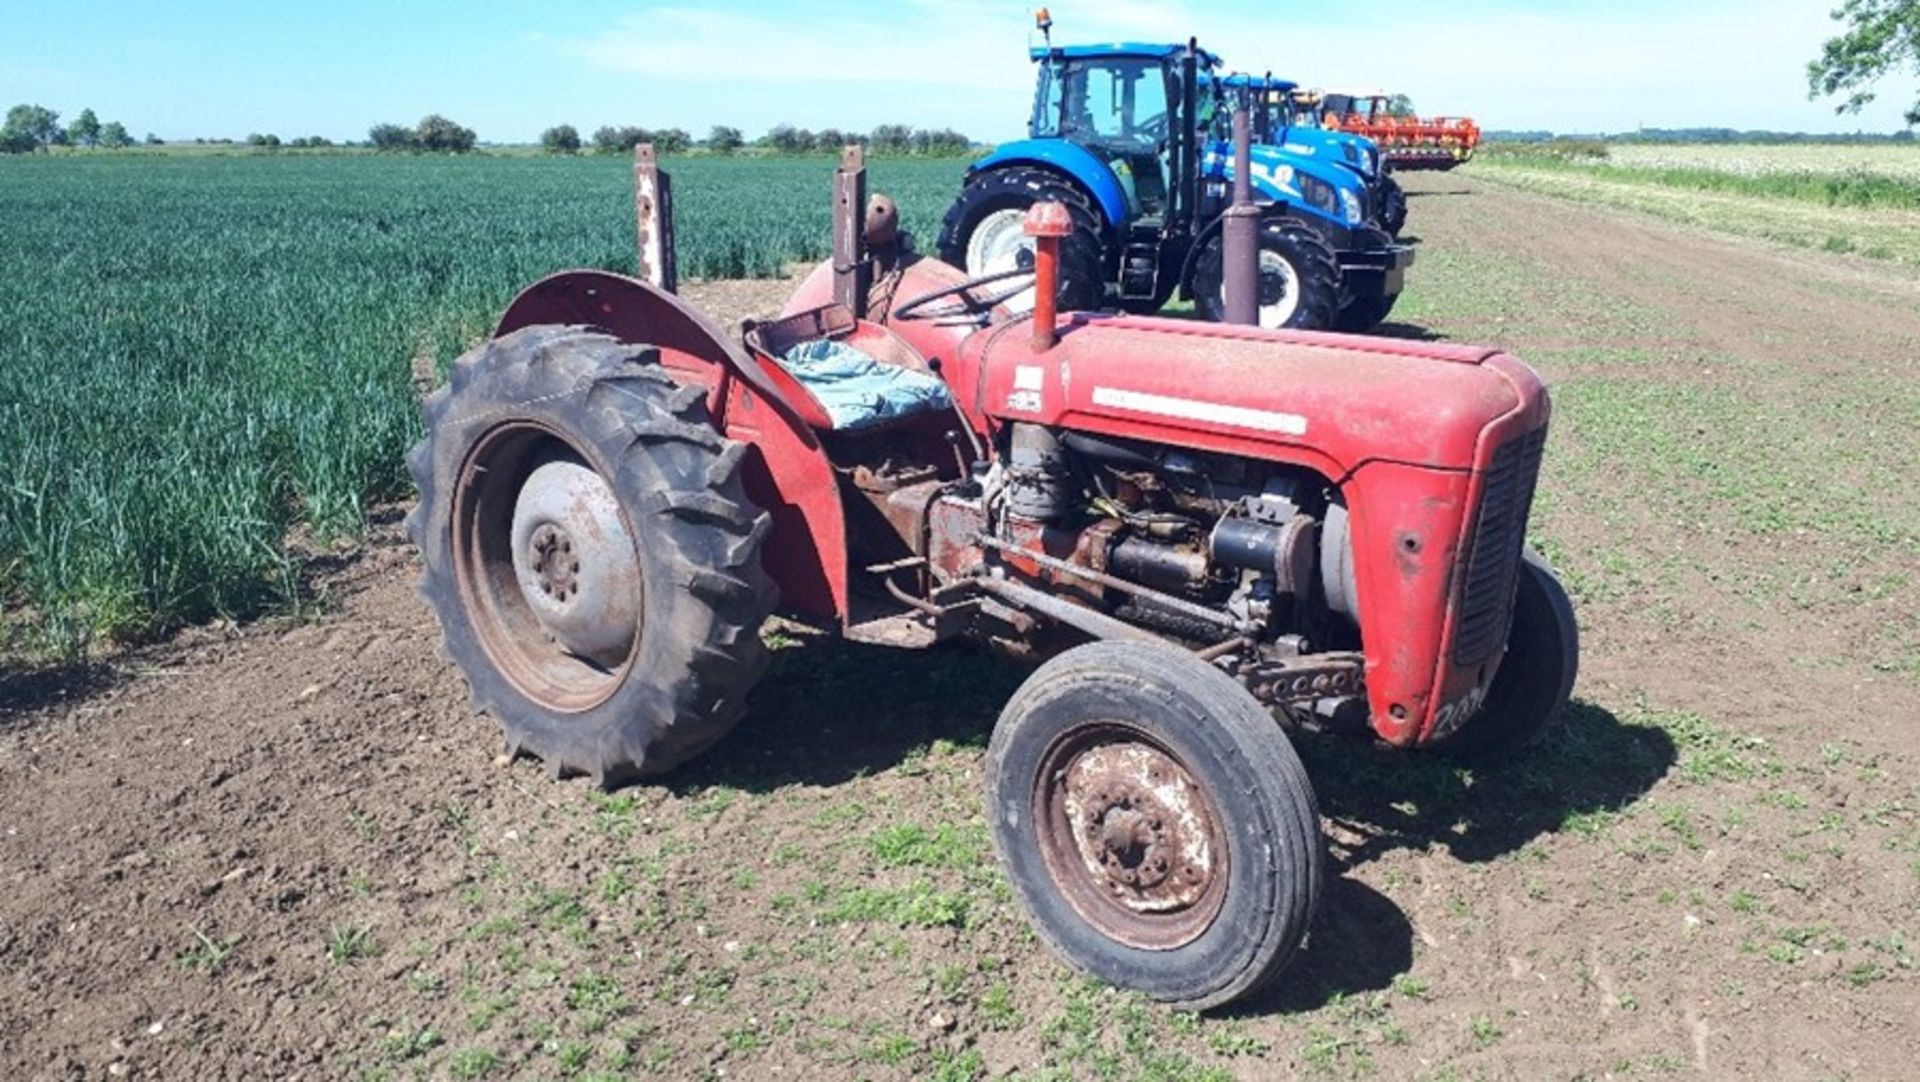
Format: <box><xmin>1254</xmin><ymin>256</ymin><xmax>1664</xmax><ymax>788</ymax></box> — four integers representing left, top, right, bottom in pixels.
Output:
<box><xmin>1024</xmin><ymin>201</ymin><xmax>1073</xmax><ymax>351</ymax></box>
<box><xmin>1222</xmin><ymin>102</ymin><xmax>1260</xmax><ymax>326</ymax></box>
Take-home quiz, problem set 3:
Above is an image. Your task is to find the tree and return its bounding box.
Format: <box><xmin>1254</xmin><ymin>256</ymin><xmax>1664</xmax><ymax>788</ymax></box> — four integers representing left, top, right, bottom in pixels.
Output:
<box><xmin>764</xmin><ymin>124</ymin><xmax>814</xmax><ymax>153</ymax></box>
<box><xmin>591</xmin><ymin>125</ymin><xmax>649</xmax><ymax>153</ymax></box>
<box><xmin>1808</xmin><ymin>0</ymin><xmax>1920</xmax><ymax>125</ymax></box>
<box><xmin>369</xmin><ymin>123</ymin><xmax>415</xmax><ymax>151</ymax></box>
<box><xmin>144</xmin><ymin>132</ymin><xmax>163</xmax><ymax>146</ymax></box>
<box><xmin>1</xmin><ymin>103</ymin><xmax>63</xmax><ymax>153</ymax></box>
<box><xmin>246</xmin><ymin>132</ymin><xmax>282</xmax><ymax>148</ymax></box>
<box><xmin>540</xmin><ymin>123</ymin><xmax>581</xmax><ymax>154</ymax></box>
<box><xmin>653</xmin><ymin>127</ymin><xmax>691</xmax><ymax>154</ymax></box>
<box><xmin>1386</xmin><ymin>94</ymin><xmax>1417</xmax><ymax>118</ymax></box>
<box><xmin>868</xmin><ymin>123</ymin><xmax>913</xmax><ymax>154</ymax></box>
<box><xmin>706</xmin><ymin>125</ymin><xmax>743</xmax><ymax>154</ymax></box>
<box><xmin>98</xmin><ymin>121</ymin><xmax>131</xmax><ymax>148</ymax></box>
<box><xmin>415</xmin><ymin>114</ymin><xmax>476</xmax><ymax>153</ymax></box>
<box><xmin>70</xmin><ymin>107</ymin><xmax>101</xmax><ymax>147</ymax></box>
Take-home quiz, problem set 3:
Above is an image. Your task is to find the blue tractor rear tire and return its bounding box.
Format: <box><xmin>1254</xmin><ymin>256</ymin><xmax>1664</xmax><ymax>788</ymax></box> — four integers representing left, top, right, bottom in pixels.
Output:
<box><xmin>937</xmin><ymin>167</ymin><xmax>1108</xmax><ymax>312</ymax></box>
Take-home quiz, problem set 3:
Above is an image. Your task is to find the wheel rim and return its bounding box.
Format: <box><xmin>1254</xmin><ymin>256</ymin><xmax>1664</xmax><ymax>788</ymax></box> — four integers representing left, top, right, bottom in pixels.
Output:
<box><xmin>965</xmin><ymin>207</ymin><xmax>1038</xmax><ymax>313</ymax></box>
<box><xmin>1212</xmin><ymin>248</ymin><xmax>1303</xmax><ymax>328</ymax></box>
<box><xmin>1033</xmin><ymin>723</ymin><xmax>1229</xmax><ymax>950</ymax></box>
<box><xmin>452</xmin><ymin>422</ymin><xmax>643</xmax><ymax>712</ymax></box>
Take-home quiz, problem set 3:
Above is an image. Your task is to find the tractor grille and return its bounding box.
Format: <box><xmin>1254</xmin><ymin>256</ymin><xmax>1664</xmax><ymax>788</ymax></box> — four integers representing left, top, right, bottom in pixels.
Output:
<box><xmin>1451</xmin><ymin>426</ymin><xmax>1547</xmax><ymax>666</ymax></box>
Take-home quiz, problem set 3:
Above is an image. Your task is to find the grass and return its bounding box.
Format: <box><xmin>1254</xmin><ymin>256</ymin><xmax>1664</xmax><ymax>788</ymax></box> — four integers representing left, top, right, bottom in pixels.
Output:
<box><xmin>0</xmin><ymin>153</ymin><xmax>963</xmax><ymax>659</ymax></box>
<box><xmin>1475</xmin><ymin>150</ymin><xmax>1920</xmax><ymax>266</ymax></box>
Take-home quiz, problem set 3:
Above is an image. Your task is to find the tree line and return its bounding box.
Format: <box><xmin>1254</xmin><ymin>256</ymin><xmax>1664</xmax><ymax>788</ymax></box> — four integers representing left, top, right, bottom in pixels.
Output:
<box><xmin>1488</xmin><ymin>127</ymin><xmax>1918</xmax><ymax>145</ymax></box>
<box><xmin>540</xmin><ymin>122</ymin><xmax>974</xmax><ymax>156</ymax></box>
<box><xmin>4</xmin><ymin>102</ymin><xmax>975</xmax><ymax>156</ymax></box>
<box><xmin>1</xmin><ymin>104</ymin><xmax>152</xmax><ymax>153</ymax></box>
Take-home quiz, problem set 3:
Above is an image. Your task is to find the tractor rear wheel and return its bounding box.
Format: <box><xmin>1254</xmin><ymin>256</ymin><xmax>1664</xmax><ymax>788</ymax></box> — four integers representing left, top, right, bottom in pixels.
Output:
<box><xmin>407</xmin><ymin>325</ymin><xmax>777</xmax><ymax>786</ymax></box>
<box><xmin>936</xmin><ymin>166</ymin><xmax>1107</xmax><ymax>314</ymax></box>
<box><xmin>1378</xmin><ymin>174</ymin><xmax>1408</xmax><ymax>237</ymax></box>
<box><xmin>986</xmin><ymin>641</ymin><xmax>1323</xmax><ymax>1010</ymax></box>
<box><xmin>1190</xmin><ymin>217</ymin><xmax>1341</xmax><ymax>330</ymax></box>
<box><xmin>1437</xmin><ymin>548</ymin><xmax>1580</xmax><ymax>762</ymax></box>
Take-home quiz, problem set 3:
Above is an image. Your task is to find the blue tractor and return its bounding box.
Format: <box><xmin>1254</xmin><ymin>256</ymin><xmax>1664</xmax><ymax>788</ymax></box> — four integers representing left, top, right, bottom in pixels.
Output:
<box><xmin>936</xmin><ymin>38</ymin><xmax>1412</xmax><ymax>331</ymax></box>
<box><xmin>1211</xmin><ymin>74</ymin><xmax>1408</xmax><ymax>238</ymax></box>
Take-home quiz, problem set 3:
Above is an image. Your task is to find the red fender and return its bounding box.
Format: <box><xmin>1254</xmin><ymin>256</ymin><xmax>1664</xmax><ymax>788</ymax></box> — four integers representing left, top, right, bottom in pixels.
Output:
<box><xmin>496</xmin><ymin>271</ymin><xmax>848</xmax><ymax>620</ymax></box>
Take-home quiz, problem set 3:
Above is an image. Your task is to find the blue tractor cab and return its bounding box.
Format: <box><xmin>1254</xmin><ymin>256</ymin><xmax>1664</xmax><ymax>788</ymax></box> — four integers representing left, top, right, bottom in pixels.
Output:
<box><xmin>1210</xmin><ymin>74</ymin><xmax>1407</xmax><ymax>237</ymax></box>
<box><xmin>936</xmin><ymin>37</ymin><xmax>1411</xmax><ymax>330</ymax></box>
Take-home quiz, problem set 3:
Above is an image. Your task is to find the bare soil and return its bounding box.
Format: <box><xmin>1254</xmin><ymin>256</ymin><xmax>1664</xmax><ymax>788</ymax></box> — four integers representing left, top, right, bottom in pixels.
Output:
<box><xmin>3</xmin><ymin>174</ymin><xmax>1918</xmax><ymax>1081</ymax></box>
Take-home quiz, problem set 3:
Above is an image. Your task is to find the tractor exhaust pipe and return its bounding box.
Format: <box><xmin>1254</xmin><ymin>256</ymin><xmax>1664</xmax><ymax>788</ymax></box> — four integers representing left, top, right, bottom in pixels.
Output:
<box><xmin>1221</xmin><ymin>102</ymin><xmax>1260</xmax><ymax>326</ymax></box>
<box><xmin>1025</xmin><ymin>201</ymin><xmax>1073</xmax><ymax>351</ymax></box>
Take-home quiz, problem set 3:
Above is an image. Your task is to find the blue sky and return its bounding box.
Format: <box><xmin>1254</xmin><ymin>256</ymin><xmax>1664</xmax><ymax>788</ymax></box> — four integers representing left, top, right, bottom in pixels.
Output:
<box><xmin>2</xmin><ymin>1</ymin><xmax>1915</xmax><ymax>142</ymax></box>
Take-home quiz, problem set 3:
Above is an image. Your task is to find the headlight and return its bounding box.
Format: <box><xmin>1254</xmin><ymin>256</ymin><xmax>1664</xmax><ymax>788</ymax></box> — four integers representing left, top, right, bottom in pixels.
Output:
<box><xmin>1338</xmin><ymin>186</ymin><xmax>1363</xmax><ymax>225</ymax></box>
<box><xmin>1299</xmin><ymin>174</ymin><xmax>1339</xmax><ymax>217</ymax></box>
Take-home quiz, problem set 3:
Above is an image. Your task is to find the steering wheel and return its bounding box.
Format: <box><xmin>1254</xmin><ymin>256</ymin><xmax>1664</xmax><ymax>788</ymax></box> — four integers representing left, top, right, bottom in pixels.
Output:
<box><xmin>1137</xmin><ymin>114</ymin><xmax>1169</xmax><ymax>143</ymax></box>
<box><xmin>893</xmin><ymin>266</ymin><xmax>1036</xmax><ymax>322</ymax></box>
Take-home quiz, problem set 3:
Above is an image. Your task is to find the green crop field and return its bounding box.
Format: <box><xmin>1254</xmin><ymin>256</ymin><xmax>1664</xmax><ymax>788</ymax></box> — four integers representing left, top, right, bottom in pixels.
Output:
<box><xmin>0</xmin><ymin>154</ymin><xmax>963</xmax><ymax>658</ymax></box>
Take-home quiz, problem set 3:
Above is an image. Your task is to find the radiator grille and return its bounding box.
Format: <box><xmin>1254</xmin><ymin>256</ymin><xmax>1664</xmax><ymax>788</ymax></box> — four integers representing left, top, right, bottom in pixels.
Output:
<box><xmin>1451</xmin><ymin>426</ymin><xmax>1546</xmax><ymax>666</ymax></box>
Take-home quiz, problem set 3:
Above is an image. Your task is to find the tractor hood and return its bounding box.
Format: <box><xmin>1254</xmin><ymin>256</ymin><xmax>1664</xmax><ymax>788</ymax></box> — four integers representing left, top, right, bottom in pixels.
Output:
<box><xmin>966</xmin><ymin>312</ymin><xmax>1547</xmax><ymax>477</ymax></box>
<box><xmin>1201</xmin><ymin>141</ymin><xmax>1369</xmax><ymax>226</ymax></box>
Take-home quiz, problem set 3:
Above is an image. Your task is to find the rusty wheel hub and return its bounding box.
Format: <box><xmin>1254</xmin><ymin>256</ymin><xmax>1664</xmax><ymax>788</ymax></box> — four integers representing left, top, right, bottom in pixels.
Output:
<box><xmin>1038</xmin><ymin>731</ymin><xmax>1227</xmax><ymax>949</ymax></box>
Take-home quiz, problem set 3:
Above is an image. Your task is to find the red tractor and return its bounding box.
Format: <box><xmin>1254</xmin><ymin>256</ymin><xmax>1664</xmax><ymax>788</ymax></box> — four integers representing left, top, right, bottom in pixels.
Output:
<box><xmin>408</xmin><ymin>146</ymin><xmax>1576</xmax><ymax>1009</ymax></box>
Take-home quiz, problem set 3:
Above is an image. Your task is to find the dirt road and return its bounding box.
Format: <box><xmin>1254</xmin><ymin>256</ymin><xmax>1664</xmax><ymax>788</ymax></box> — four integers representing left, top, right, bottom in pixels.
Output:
<box><xmin>3</xmin><ymin>173</ymin><xmax>1917</xmax><ymax>1081</ymax></box>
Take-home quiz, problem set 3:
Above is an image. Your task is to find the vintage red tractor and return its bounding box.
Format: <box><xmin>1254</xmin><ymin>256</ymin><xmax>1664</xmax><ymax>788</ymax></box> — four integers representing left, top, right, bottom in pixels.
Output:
<box><xmin>407</xmin><ymin>145</ymin><xmax>1576</xmax><ymax>1009</ymax></box>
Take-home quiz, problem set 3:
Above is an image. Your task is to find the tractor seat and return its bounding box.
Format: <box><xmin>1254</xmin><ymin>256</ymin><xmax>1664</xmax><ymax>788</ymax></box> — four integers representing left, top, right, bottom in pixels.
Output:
<box><xmin>743</xmin><ymin>304</ymin><xmax>952</xmax><ymax>432</ymax></box>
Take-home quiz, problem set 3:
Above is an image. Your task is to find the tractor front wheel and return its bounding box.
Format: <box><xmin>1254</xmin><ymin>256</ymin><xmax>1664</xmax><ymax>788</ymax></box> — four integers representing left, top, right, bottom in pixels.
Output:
<box><xmin>936</xmin><ymin>167</ymin><xmax>1107</xmax><ymax>314</ymax></box>
<box><xmin>1378</xmin><ymin>174</ymin><xmax>1408</xmax><ymax>237</ymax></box>
<box><xmin>1437</xmin><ymin>548</ymin><xmax>1580</xmax><ymax>762</ymax></box>
<box><xmin>1190</xmin><ymin>217</ymin><xmax>1341</xmax><ymax>330</ymax></box>
<box><xmin>407</xmin><ymin>325</ymin><xmax>777</xmax><ymax>786</ymax></box>
<box><xmin>986</xmin><ymin>641</ymin><xmax>1323</xmax><ymax>1010</ymax></box>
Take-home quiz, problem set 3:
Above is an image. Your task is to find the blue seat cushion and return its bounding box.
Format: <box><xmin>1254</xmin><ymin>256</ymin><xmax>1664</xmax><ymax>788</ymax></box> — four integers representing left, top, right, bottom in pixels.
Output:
<box><xmin>779</xmin><ymin>339</ymin><xmax>954</xmax><ymax>431</ymax></box>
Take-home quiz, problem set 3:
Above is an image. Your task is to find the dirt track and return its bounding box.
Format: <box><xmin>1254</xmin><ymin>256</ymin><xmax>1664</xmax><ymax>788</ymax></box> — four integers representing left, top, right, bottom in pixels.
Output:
<box><xmin>3</xmin><ymin>173</ymin><xmax>1918</xmax><ymax>1080</ymax></box>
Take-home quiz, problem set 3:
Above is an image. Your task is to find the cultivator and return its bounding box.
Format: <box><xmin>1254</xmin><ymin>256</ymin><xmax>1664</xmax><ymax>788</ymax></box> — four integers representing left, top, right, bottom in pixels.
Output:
<box><xmin>1320</xmin><ymin>90</ymin><xmax>1480</xmax><ymax>171</ymax></box>
<box><xmin>409</xmin><ymin>126</ymin><xmax>1575</xmax><ymax>1010</ymax></box>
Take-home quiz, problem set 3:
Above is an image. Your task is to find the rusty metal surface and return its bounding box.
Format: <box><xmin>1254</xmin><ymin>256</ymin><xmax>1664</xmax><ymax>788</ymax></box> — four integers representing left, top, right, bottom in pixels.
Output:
<box><xmin>975</xmin><ymin>533</ymin><xmax>1237</xmax><ymax>634</ymax></box>
<box><xmin>633</xmin><ymin>145</ymin><xmax>676</xmax><ymax>292</ymax></box>
<box><xmin>1024</xmin><ymin>201</ymin><xmax>1073</xmax><ymax>350</ymax></box>
<box><xmin>1221</xmin><ymin>105</ymin><xmax>1260</xmax><ymax>326</ymax></box>
<box><xmin>1034</xmin><ymin>726</ymin><xmax>1228</xmax><ymax>950</ymax></box>
<box><xmin>832</xmin><ymin>146</ymin><xmax>868</xmax><ymax>318</ymax></box>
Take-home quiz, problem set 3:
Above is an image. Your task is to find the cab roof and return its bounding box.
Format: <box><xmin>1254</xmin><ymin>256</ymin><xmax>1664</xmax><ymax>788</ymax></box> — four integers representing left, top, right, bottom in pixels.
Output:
<box><xmin>1213</xmin><ymin>73</ymin><xmax>1301</xmax><ymax>93</ymax></box>
<box><xmin>1030</xmin><ymin>42</ymin><xmax>1222</xmax><ymax>68</ymax></box>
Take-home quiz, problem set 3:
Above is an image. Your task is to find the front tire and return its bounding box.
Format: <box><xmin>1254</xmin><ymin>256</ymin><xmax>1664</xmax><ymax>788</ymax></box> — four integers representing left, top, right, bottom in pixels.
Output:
<box><xmin>936</xmin><ymin>166</ymin><xmax>1108</xmax><ymax>313</ymax></box>
<box><xmin>1378</xmin><ymin>174</ymin><xmax>1408</xmax><ymax>237</ymax></box>
<box><xmin>1190</xmin><ymin>217</ymin><xmax>1340</xmax><ymax>330</ymax></box>
<box><xmin>986</xmin><ymin>641</ymin><xmax>1323</xmax><ymax>1010</ymax></box>
<box><xmin>407</xmin><ymin>325</ymin><xmax>777</xmax><ymax>785</ymax></box>
<box><xmin>1438</xmin><ymin>548</ymin><xmax>1580</xmax><ymax>762</ymax></box>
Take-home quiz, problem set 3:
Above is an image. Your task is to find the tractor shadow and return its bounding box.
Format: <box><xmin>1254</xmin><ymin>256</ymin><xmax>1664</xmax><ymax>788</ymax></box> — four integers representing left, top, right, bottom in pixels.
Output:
<box><xmin>1297</xmin><ymin>699</ymin><xmax>1676</xmax><ymax>868</ymax></box>
<box><xmin>1366</xmin><ymin>321</ymin><xmax>1448</xmax><ymax>343</ymax></box>
<box><xmin>0</xmin><ymin>661</ymin><xmax>130</xmax><ymax>735</ymax></box>
<box><xmin>665</xmin><ymin>627</ymin><xmax>1023</xmax><ymax>795</ymax></box>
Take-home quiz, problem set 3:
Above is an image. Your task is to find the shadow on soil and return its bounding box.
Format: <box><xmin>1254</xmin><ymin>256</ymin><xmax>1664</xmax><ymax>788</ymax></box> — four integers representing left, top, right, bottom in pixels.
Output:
<box><xmin>1299</xmin><ymin>699</ymin><xmax>1675</xmax><ymax>868</ymax></box>
<box><xmin>0</xmin><ymin>662</ymin><xmax>129</xmax><ymax>734</ymax></box>
<box><xmin>1366</xmin><ymin>321</ymin><xmax>1448</xmax><ymax>343</ymax></box>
